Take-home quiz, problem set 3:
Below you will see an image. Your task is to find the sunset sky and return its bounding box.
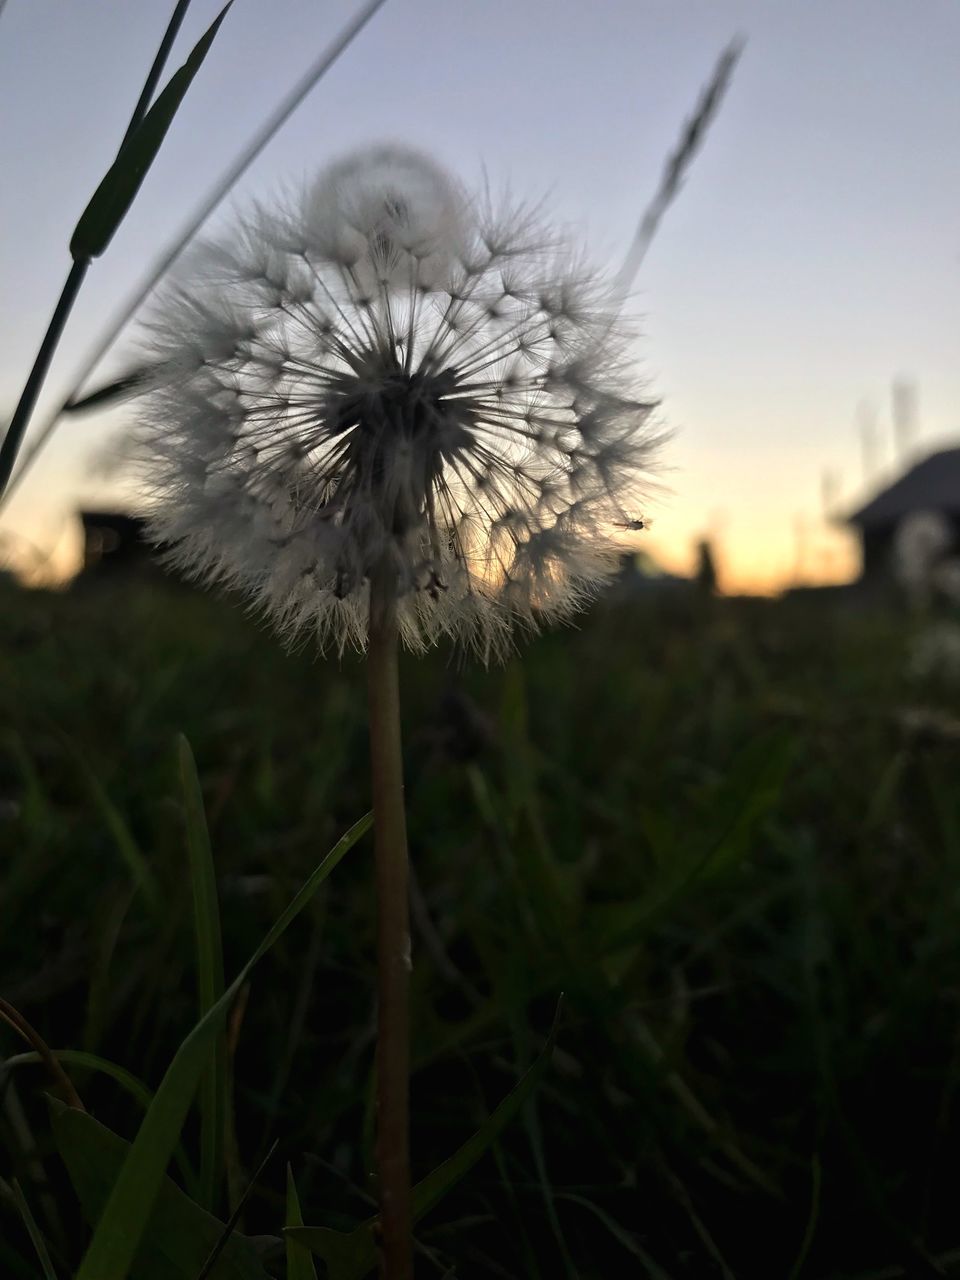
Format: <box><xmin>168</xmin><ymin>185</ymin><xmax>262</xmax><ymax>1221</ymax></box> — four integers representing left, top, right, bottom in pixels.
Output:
<box><xmin>1</xmin><ymin>0</ymin><xmax>958</xmax><ymax>593</ymax></box>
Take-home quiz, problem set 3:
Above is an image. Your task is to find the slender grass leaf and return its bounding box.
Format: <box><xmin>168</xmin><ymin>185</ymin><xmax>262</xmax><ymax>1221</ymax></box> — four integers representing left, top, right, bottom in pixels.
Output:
<box><xmin>288</xmin><ymin>1007</ymin><xmax>560</xmax><ymax>1280</ymax></box>
<box><xmin>5</xmin><ymin>1048</ymin><xmax>198</xmax><ymax>1195</ymax></box>
<box><xmin>286</xmin><ymin>1166</ymin><xmax>318</xmax><ymax>1280</ymax></box>
<box><xmin>554</xmin><ymin>1192</ymin><xmax>672</xmax><ymax>1275</ymax></box>
<box><xmin>73</xmin><ymin>811</ymin><xmax>371</xmax><ymax>1280</ymax></box>
<box><xmin>786</xmin><ymin>1153</ymin><xmax>821</xmax><ymax>1280</ymax></box>
<box><xmin>179</xmin><ymin>734</ymin><xmax>226</xmax><ymax>1213</ymax></box>
<box><xmin>409</xmin><ymin>1003</ymin><xmax>560</xmax><ymax>1223</ymax></box>
<box><xmin>1</xmin><ymin>730</ymin><xmax>48</xmax><ymax>833</ymax></box>
<box><xmin>6</xmin><ymin>1178</ymin><xmax>58</xmax><ymax>1280</ymax></box>
<box><xmin>50</xmin><ymin>1101</ymin><xmax>268</xmax><ymax>1280</ymax></box>
<box><xmin>599</xmin><ymin>731</ymin><xmax>795</xmax><ymax>956</ymax></box>
<box><xmin>693</xmin><ymin>730</ymin><xmax>795</xmax><ymax>879</ymax></box>
<box><xmin>63</xmin><ymin>369</ymin><xmax>150</xmax><ymax>414</ymax></box>
<box><xmin>517</xmin><ymin>1058</ymin><xmax>577</xmax><ymax>1280</ymax></box>
<box><xmin>288</xmin><ymin>1222</ymin><xmax>366</xmax><ymax>1280</ymax></box>
<box><xmin>0</xmin><ymin>733</ymin><xmax>54</xmax><ymax>911</ymax></box>
<box><xmin>61</xmin><ymin>731</ymin><xmax>162</xmax><ymax>915</ymax></box>
<box><xmin>196</xmin><ymin>1141</ymin><xmax>278</xmax><ymax>1280</ymax></box>
<box><xmin>6</xmin><ymin>1048</ymin><xmax>152</xmax><ymax>1107</ymax></box>
<box><xmin>70</xmin><ymin>3</ymin><xmax>233</xmax><ymax>259</ymax></box>
<box><xmin>83</xmin><ymin>890</ymin><xmax>131</xmax><ymax>1054</ymax></box>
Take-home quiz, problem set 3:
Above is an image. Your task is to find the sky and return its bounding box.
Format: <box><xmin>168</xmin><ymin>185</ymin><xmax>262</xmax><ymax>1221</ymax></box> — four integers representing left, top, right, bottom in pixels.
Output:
<box><xmin>1</xmin><ymin>0</ymin><xmax>958</xmax><ymax>593</ymax></box>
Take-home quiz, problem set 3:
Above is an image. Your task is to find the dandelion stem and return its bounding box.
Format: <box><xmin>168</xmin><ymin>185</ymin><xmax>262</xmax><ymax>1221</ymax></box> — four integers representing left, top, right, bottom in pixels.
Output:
<box><xmin>367</xmin><ymin>562</ymin><xmax>413</xmax><ymax>1279</ymax></box>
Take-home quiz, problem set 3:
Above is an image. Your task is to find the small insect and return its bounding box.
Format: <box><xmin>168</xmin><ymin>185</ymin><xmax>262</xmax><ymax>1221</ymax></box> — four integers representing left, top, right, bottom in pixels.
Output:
<box><xmin>614</xmin><ymin>516</ymin><xmax>653</xmax><ymax>532</ymax></box>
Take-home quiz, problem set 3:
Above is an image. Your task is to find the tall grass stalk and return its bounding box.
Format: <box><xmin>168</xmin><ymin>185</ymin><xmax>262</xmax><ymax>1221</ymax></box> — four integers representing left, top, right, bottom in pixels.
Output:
<box><xmin>0</xmin><ymin>0</ymin><xmax>391</xmax><ymax>512</ymax></box>
<box><xmin>0</xmin><ymin>0</ymin><xmax>196</xmax><ymax>496</ymax></box>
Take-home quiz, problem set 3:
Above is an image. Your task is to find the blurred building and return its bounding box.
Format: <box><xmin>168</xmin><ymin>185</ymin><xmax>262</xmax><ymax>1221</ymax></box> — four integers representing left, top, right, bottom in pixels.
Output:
<box><xmin>612</xmin><ymin>549</ymin><xmax>688</xmax><ymax>596</ymax></box>
<box><xmin>79</xmin><ymin>510</ymin><xmax>155</xmax><ymax>578</ymax></box>
<box><xmin>846</xmin><ymin>446</ymin><xmax>960</xmax><ymax>585</ymax></box>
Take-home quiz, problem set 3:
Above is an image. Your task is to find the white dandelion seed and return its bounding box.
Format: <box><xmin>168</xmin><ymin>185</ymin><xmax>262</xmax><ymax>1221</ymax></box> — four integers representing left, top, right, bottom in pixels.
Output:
<box><xmin>131</xmin><ymin>143</ymin><xmax>664</xmax><ymax>657</ymax></box>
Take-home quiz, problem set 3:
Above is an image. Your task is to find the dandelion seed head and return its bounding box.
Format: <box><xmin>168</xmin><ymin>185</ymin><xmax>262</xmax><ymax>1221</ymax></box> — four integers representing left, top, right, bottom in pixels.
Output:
<box><xmin>132</xmin><ymin>144</ymin><xmax>664</xmax><ymax>658</ymax></box>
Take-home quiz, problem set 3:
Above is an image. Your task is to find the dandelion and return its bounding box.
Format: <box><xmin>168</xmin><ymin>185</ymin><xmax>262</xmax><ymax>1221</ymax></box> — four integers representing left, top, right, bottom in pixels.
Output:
<box><xmin>133</xmin><ymin>143</ymin><xmax>662</xmax><ymax>659</ymax></box>
<box><xmin>131</xmin><ymin>143</ymin><xmax>663</xmax><ymax>1278</ymax></box>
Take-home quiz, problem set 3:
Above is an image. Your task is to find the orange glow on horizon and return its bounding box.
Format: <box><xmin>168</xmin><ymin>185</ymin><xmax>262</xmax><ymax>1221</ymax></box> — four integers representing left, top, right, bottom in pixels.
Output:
<box><xmin>2</xmin><ymin>513</ymin><xmax>862</xmax><ymax>601</ymax></box>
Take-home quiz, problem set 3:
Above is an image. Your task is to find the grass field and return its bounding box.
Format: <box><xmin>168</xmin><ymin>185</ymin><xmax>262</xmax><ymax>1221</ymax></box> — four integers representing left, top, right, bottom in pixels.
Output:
<box><xmin>2</xmin><ymin>572</ymin><xmax>960</xmax><ymax>1278</ymax></box>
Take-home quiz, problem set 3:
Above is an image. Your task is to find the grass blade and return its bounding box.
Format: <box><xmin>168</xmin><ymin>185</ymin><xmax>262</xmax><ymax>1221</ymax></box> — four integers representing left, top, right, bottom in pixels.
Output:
<box><xmin>6</xmin><ymin>1048</ymin><xmax>197</xmax><ymax>1194</ymax></box>
<box><xmin>614</xmin><ymin>38</ymin><xmax>743</xmax><ymax>297</ymax></box>
<box><xmin>50</xmin><ymin>1102</ymin><xmax>269</xmax><ymax>1280</ymax></box>
<box><xmin>411</xmin><ymin>1004</ymin><xmax>559</xmax><ymax>1222</ymax></box>
<box><xmin>6</xmin><ymin>1178</ymin><xmax>58</xmax><ymax>1280</ymax></box>
<box><xmin>116</xmin><ymin>0</ymin><xmax>196</xmax><ymax>153</ymax></box>
<box><xmin>786</xmin><ymin>1153</ymin><xmax>822</xmax><ymax>1280</ymax></box>
<box><xmin>286</xmin><ymin>1166</ymin><xmax>318</xmax><ymax>1280</ymax></box>
<box><xmin>555</xmin><ymin>1192</ymin><xmax>673</xmax><ymax>1276</ymax></box>
<box><xmin>70</xmin><ymin>3</ymin><xmax>233</xmax><ymax>259</ymax></box>
<box><xmin>61</xmin><ymin>732</ymin><xmax>162</xmax><ymax>916</ymax></box>
<box><xmin>1</xmin><ymin>0</ymin><xmax>389</xmax><ymax>510</ymax></box>
<box><xmin>0</xmin><ymin>0</ymin><xmax>195</xmax><ymax>497</ymax></box>
<box><xmin>5</xmin><ymin>1049</ymin><xmax>152</xmax><ymax>1107</ymax></box>
<box><xmin>179</xmin><ymin>735</ymin><xmax>226</xmax><ymax>1213</ymax></box>
<box><xmin>63</xmin><ymin>370</ymin><xmax>150</xmax><ymax>413</ymax></box>
<box><xmin>288</xmin><ymin>1003</ymin><xmax>560</xmax><ymax>1279</ymax></box>
<box><xmin>73</xmin><ymin>811</ymin><xmax>371</xmax><ymax>1280</ymax></box>
<box><xmin>195</xmin><ymin>1140</ymin><xmax>278</xmax><ymax>1280</ymax></box>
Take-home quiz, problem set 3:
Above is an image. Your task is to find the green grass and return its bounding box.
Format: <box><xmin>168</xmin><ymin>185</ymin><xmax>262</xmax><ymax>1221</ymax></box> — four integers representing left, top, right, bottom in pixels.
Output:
<box><xmin>1</xmin><ymin>572</ymin><xmax>960</xmax><ymax>1278</ymax></box>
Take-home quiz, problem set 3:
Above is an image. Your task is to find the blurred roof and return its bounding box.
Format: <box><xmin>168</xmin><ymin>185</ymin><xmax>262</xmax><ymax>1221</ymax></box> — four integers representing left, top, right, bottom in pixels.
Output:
<box><xmin>846</xmin><ymin>447</ymin><xmax>960</xmax><ymax>528</ymax></box>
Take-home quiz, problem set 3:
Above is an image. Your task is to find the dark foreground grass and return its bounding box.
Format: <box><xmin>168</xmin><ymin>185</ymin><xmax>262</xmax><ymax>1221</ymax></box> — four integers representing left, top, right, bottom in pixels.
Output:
<box><xmin>2</xmin><ymin>572</ymin><xmax>960</xmax><ymax>1278</ymax></box>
